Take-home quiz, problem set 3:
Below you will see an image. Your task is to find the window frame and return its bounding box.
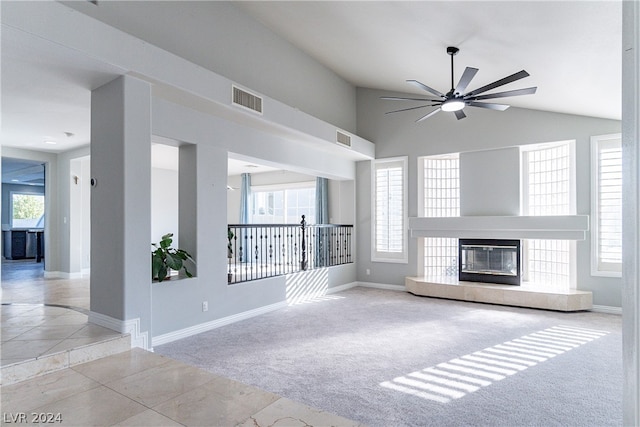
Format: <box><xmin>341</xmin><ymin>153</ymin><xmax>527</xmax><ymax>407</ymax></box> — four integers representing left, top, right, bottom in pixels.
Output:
<box><xmin>10</xmin><ymin>191</ymin><xmax>45</xmax><ymax>229</ymax></box>
<box><xmin>371</xmin><ymin>157</ymin><xmax>408</xmax><ymax>264</ymax></box>
<box><xmin>590</xmin><ymin>133</ymin><xmax>622</xmax><ymax>278</ymax></box>
<box><xmin>250</xmin><ymin>181</ymin><xmax>316</xmax><ymax>224</ymax></box>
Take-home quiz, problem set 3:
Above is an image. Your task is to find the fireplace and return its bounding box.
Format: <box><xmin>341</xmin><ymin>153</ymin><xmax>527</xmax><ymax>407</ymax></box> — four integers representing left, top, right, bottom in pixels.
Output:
<box><xmin>458</xmin><ymin>239</ymin><xmax>521</xmax><ymax>286</ymax></box>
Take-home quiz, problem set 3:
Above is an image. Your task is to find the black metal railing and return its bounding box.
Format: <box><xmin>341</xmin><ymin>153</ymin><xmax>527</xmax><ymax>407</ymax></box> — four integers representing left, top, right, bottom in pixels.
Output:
<box><xmin>227</xmin><ymin>216</ymin><xmax>353</xmax><ymax>284</ymax></box>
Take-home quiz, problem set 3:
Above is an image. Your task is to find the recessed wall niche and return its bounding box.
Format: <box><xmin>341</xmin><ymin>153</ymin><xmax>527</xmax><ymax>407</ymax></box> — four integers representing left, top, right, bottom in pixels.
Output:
<box><xmin>151</xmin><ymin>141</ymin><xmax>197</xmax><ymax>278</ymax></box>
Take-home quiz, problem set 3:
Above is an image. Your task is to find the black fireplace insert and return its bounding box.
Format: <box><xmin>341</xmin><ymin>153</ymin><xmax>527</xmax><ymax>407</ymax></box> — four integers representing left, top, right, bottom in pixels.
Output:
<box><xmin>458</xmin><ymin>239</ymin><xmax>521</xmax><ymax>286</ymax></box>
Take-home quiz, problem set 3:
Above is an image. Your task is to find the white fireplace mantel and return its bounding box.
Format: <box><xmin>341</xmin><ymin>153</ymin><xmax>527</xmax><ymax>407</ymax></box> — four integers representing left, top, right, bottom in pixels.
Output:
<box><xmin>408</xmin><ymin>215</ymin><xmax>589</xmax><ymax>240</ymax></box>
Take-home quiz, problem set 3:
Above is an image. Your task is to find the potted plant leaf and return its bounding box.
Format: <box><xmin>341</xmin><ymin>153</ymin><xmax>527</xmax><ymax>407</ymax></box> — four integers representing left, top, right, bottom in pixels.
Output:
<box><xmin>152</xmin><ymin>233</ymin><xmax>194</xmax><ymax>282</ymax></box>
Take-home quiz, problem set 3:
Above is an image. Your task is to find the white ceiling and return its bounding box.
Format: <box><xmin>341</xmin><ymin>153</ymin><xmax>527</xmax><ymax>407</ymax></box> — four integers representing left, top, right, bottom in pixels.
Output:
<box><xmin>238</xmin><ymin>1</ymin><xmax>621</xmax><ymax>120</ymax></box>
<box><xmin>0</xmin><ymin>1</ymin><xmax>622</xmax><ymax>158</ymax></box>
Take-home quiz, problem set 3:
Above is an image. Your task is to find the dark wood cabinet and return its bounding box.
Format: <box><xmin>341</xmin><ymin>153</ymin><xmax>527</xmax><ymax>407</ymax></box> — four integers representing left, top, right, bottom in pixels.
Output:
<box><xmin>3</xmin><ymin>230</ymin><xmax>44</xmax><ymax>261</ymax></box>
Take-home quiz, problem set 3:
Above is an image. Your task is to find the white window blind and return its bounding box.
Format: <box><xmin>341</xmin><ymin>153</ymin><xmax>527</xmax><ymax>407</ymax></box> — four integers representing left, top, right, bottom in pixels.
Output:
<box><xmin>591</xmin><ymin>134</ymin><xmax>622</xmax><ymax>276</ymax></box>
<box><xmin>372</xmin><ymin>157</ymin><xmax>407</xmax><ymax>263</ymax></box>
<box><xmin>421</xmin><ymin>154</ymin><xmax>460</xmax><ymax>277</ymax></box>
<box><xmin>522</xmin><ymin>141</ymin><xmax>575</xmax><ymax>287</ymax></box>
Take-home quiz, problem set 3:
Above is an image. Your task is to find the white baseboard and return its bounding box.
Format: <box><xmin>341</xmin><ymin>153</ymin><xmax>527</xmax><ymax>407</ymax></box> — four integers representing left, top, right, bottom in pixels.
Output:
<box><xmin>591</xmin><ymin>305</ymin><xmax>622</xmax><ymax>315</ymax></box>
<box><xmin>152</xmin><ymin>282</ymin><xmax>362</xmax><ymax>347</ymax></box>
<box><xmin>152</xmin><ymin>301</ymin><xmax>288</xmax><ymax>347</ymax></box>
<box><xmin>327</xmin><ymin>282</ymin><xmax>358</xmax><ymax>294</ymax></box>
<box><xmin>88</xmin><ymin>311</ymin><xmax>149</xmax><ymax>349</ymax></box>
<box><xmin>356</xmin><ymin>281</ymin><xmax>406</xmax><ymax>292</ymax></box>
<box><xmin>44</xmin><ymin>270</ymin><xmax>83</xmax><ymax>280</ymax></box>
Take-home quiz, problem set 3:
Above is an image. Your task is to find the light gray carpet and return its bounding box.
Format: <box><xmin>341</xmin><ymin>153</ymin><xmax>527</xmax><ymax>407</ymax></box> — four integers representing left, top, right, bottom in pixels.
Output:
<box><xmin>156</xmin><ymin>287</ymin><xmax>622</xmax><ymax>426</ymax></box>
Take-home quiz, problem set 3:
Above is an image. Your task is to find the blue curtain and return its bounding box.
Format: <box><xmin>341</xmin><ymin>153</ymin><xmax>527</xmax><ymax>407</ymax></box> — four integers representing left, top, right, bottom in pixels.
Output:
<box><xmin>316</xmin><ymin>177</ymin><xmax>329</xmax><ymax>224</ymax></box>
<box><xmin>240</xmin><ymin>173</ymin><xmax>251</xmax><ymax>224</ymax></box>
<box><xmin>315</xmin><ymin>177</ymin><xmax>329</xmax><ymax>267</ymax></box>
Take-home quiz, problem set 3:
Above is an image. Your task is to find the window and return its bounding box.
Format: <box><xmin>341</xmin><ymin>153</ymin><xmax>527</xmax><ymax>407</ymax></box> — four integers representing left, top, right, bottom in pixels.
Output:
<box><xmin>419</xmin><ymin>154</ymin><xmax>459</xmax><ymax>277</ymax></box>
<box><xmin>251</xmin><ymin>183</ymin><xmax>315</xmax><ymax>224</ymax></box>
<box><xmin>11</xmin><ymin>192</ymin><xmax>45</xmax><ymax>228</ymax></box>
<box><xmin>591</xmin><ymin>134</ymin><xmax>622</xmax><ymax>277</ymax></box>
<box><xmin>521</xmin><ymin>141</ymin><xmax>576</xmax><ymax>287</ymax></box>
<box><xmin>372</xmin><ymin>157</ymin><xmax>407</xmax><ymax>263</ymax></box>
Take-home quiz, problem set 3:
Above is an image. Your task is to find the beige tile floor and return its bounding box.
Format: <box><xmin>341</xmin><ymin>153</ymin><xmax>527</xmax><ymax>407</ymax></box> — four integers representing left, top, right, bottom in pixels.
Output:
<box><xmin>2</xmin><ymin>261</ymin><xmax>124</xmax><ymax>372</ymax></box>
<box><xmin>2</xmin><ymin>348</ymin><xmax>361</xmax><ymax>426</ymax></box>
<box><xmin>1</xmin><ymin>261</ymin><xmax>362</xmax><ymax>426</ymax></box>
<box><xmin>1</xmin><ymin>304</ymin><xmax>124</xmax><ymax>367</ymax></box>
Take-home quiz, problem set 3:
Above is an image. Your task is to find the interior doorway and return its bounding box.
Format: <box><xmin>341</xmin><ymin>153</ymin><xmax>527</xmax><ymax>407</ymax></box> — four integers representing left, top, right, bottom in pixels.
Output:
<box><xmin>1</xmin><ymin>157</ymin><xmax>46</xmax><ymax>281</ymax></box>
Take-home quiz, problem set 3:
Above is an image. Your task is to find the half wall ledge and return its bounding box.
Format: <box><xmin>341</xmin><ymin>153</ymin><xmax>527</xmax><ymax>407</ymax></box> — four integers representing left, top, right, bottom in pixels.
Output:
<box><xmin>405</xmin><ymin>276</ymin><xmax>593</xmax><ymax>312</ymax></box>
<box><xmin>408</xmin><ymin>215</ymin><xmax>589</xmax><ymax>240</ymax></box>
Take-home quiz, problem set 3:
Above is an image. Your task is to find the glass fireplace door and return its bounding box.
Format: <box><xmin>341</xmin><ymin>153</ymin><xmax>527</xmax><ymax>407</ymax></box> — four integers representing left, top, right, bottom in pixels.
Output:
<box><xmin>459</xmin><ymin>239</ymin><xmax>521</xmax><ymax>285</ymax></box>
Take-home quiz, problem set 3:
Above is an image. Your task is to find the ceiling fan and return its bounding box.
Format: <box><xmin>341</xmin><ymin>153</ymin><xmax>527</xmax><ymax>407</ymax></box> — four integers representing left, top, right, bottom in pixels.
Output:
<box><xmin>382</xmin><ymin>46</ymin><xmax>537</xmax><ymax>122</ymax></box>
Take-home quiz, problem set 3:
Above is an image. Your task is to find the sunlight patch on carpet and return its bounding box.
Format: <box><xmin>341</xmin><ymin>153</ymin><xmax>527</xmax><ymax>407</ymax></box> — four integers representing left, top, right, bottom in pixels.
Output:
<box><xmin>380</xmin><ymin>325</ymin><xmax>609</xmax><ymax>403</ymax></box>
<box><xmin>285</xmin><ymin>269</ymin><xmax>346</xmax><ymax>305</ymax></box>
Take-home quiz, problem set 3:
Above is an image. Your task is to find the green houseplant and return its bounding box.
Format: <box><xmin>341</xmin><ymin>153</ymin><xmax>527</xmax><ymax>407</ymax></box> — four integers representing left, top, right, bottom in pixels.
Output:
<box><xmin>152</xmin><ymin>233</ymin><xmax>194</xmax><ymax>282</ymax></box>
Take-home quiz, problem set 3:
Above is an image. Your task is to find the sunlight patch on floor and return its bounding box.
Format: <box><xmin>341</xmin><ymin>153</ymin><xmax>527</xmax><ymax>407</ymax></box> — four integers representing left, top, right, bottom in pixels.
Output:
<box><xmin>285</xmin><ymin>269</ymin><xmax>346</xmax><ymax>305</ymax></box>
<box><xmin>380</xmin><ymin>325</ymin><xmax>609</xmax><ymax>403</ymax></box>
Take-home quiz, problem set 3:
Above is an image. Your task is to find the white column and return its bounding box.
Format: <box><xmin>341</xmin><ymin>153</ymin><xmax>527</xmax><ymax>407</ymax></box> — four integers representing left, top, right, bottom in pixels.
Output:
<box><xmin>90</xmin><ymin>75</ymin><xmax>152</xmax><ymax>348</ymax></box>
<box><xmin>622</xmin><ymin>1</ymin><xmax>640</xmax><ymax>424</ymax></box>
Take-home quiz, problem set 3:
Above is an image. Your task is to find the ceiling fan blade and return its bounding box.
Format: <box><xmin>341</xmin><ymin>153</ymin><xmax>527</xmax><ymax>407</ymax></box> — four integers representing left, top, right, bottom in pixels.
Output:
<box><xmin>465</xmin><ymin>70</ymin><xmax>530</xmax><ymax>97</ymax></box>
<box><xmin>468</xmin><ymin>87</ymin><xmax>537</xmax><ymax>101</ymax></box>
<box><xmin>454</xmin><ymin>67</ymin><xmax>479</xmax><ymax>95</ymax></box>
<box><xmin>416</xmin><ymin>108</ymin><xmax>442</xmax><ymax>122</ymax></box>
<box><xmin>381</xmin><ymin>96</ymin><xmax>443</xmax><ymax>102</ymax></box>
<box><xmin>454</xmin><ymin>110</ymin><xmax>467</xmax><ymax>120</ymax></box>
<box><xmin>407</xmin><ymin>80</ymin><xmax>445</xmax><ymax>98</ymax></box>
<box><xmin>467</xmin><ymin>101</ymin><xmax>510</xmax><ymax>111</ymax></box>
<box><xmin>385</xmin><ymin>104</ymin><xmax>439</xmax><ymax>114</ymax></box>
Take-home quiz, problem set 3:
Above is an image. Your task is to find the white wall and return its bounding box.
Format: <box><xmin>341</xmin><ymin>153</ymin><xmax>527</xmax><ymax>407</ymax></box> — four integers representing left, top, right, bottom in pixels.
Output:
<box><xmin>151</xmin><ymin>144</ymin><xmax>179</xmax><ymax>244</ymax></box>
<box><xmin>61</xmin><ymin>1</ymin><xmax>357</xmax><ymax>133</ymax></box>
<box><xmin>460</xmin><ymin>148</ymin><xmax>521</xmax><ymax>216</ymax></box>
<box><xmin>150</xmin><ymin>97</ymin><xmax>359</xmax><ymax>343</ymax></box>
<box><xmin>356</xmin><ymin>87</ymin><xmax>622</xmax><ymax>307</ymax></box>
<box><xmin>69</xmin><ymin>155</ymin><xmax>91</xmax><ymax>274</ymax></box>
<box><xmin>622</xmin><ymin>1</ymin><xmax>640</xmax><ymax>422</ymax></box>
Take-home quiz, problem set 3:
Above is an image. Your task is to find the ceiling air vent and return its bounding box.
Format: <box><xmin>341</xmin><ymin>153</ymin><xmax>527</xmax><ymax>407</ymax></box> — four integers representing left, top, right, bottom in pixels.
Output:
<box><xmin>232</xmin><ymin>85</ymin><xmax>263</xmax><ymax>114</ymax></box>
<box><xmin>336</xmin><ymin>130</ymin><xmax>352</xmax><ymax>148</ymax></box>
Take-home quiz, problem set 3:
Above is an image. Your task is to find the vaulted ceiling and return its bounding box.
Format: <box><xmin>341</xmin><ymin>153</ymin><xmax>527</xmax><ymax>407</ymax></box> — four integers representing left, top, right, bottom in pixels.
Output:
<box><xmin>0</xmin><ymin>1</ymin><xmax>621</xmax><ymax>157</ymax></box>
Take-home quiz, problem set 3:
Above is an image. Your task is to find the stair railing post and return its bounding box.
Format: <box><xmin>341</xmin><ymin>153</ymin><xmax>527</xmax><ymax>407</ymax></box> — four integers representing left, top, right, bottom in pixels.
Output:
<box><xmin>300</xmin><ymin>215</ymin><xmax>307</xmax><ymax>271</ymax></box>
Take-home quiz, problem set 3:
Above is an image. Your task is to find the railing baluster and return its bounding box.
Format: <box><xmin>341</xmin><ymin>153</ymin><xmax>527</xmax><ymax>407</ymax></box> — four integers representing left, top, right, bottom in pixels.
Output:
<box><xmin>227</xmin><ymin>219</ymin><xmax>353</xmax><ymax>284</ymax></box>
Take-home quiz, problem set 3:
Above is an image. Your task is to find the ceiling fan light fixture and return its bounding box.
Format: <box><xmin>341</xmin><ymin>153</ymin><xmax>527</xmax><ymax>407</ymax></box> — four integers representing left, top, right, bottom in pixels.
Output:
<box><xmin>441</xmin><ymin>98</ymin><xmax>465</xmax><ymax>112</ymax></box>
<box><xmin>382</xmin><ymin>46</ymin><xmax>536</xmax><ymax>123</ymax></box>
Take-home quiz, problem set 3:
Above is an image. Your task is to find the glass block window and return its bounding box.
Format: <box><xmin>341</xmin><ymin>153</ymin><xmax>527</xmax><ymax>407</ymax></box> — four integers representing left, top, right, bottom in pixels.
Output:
<box><xmin>524</xmin><ymin>143</ymin><xmax>571</xmax><ymax>216</ymax></box>
<box><xmin>522</xmin><ymin>141</ymin><xmax>575</xmax><ymax>287</ymax></box>
<box><xmin>421</xmin><ymin>154</ymin><xmax>459</xmax><ymax>277</ymax></box>
<box><xmin>423</xmin><ymin>155</ymin><xmax>460</xmax><ymax>217</ymax></box>
<box><xmin>526</xmin><ymin>239</ymin><xmax>571</xmax><ymax>285</ymax></box>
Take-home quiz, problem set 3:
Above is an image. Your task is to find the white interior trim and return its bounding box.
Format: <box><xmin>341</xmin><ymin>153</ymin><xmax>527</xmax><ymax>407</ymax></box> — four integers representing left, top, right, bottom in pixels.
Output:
<box><xmin>88</xmin><ymin>311</ymin><xmax>149</xmax><ymax>350</ymax></box>
<box><xmin>591</xmin><ymin>305</ymin><xmax>622</xmax><ymax>315</ymax></box>
<box><xmin>152</xmin><ymin>301</ymin><xmax>288</xmax><ymax>347</ymax></box>
<box><xmin>409</xmin><ymin>215</ymin><xmax>589</xmax><ymax>240</ymax></box>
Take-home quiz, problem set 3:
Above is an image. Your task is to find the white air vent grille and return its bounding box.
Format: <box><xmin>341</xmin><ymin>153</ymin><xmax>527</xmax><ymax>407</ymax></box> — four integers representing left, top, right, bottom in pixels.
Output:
<box><xmin>336</xmin><ymin>130</ymin><xmax>352</xmax><ymax>148</ymax></box>
<box><xmin>232</xmin><ymin>86</ymin><xmax>263</xmax><ymax>114</ymax></box>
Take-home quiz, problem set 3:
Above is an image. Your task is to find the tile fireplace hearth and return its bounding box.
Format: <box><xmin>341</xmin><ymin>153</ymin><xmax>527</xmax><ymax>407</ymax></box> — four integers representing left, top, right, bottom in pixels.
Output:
<box><xmin>405</xmin><ymin>276</ymin><xmax>592</xmax><ymax>312</ymax></box>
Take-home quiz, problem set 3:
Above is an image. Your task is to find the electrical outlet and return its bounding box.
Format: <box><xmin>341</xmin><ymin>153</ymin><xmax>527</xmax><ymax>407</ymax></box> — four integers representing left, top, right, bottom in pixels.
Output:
<box><xmin>366</xmin><ymin>269</ymin><xmax>371</xmax><ymax>275</ymax></box>
<box><xmin>202</xmin><ymin>301</ymin><xmax>208</xmax><ymax>312</ymax></box>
